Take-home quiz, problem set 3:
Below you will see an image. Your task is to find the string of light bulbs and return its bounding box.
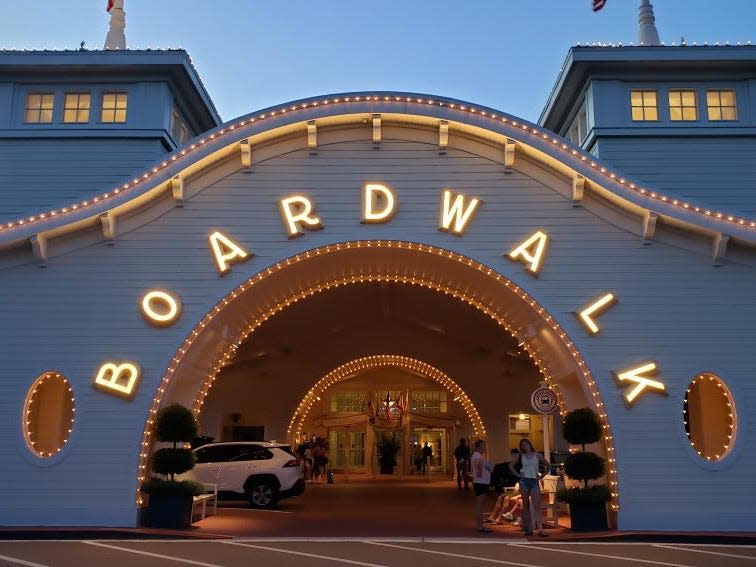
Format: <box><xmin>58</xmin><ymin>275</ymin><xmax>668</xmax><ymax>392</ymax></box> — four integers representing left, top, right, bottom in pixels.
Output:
<box><xmin>135</xmin><ymin>241</ymin><xmax>620</xmax><ymax>511</ymax></box>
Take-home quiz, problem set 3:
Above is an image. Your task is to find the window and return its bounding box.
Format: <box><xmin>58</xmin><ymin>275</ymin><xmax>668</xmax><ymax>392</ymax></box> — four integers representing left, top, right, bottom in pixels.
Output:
<box><xmin>101</xmin><ymin>92</ymin><xmax>128</xmax><ymax>123</ymax></box>
<box><xmin>630</xmin><ymin>90</ymin><xmax>658</xmax><ymax>121</ymax></box>
<box><xmin>567</xmin><ymin>103</ymin><xmax>588</xmax><ymax>145</ymax></box>
<box><xmin>707</xmin><ymin>90</ymin><xmax>737</xmax><ymax>121</ymax></box>
<box><xmin>230</xmin><ymin>445</ymin><xmax>273</xmax><ymax>461</ymax></box>
<box><xmin>171</xmin><ymin>107</ymin><xmax>192</xmax><ymax>145</ymax></box>
<box><xmin>410</xmin><ymin>391</ymin><xmax>448</xmax><ymax>413</ymax></box>
<box><xmin>25</xmin><ymin>93</ymin><xmax>55</xmax><ymax>123</ymax></box>
<box><xmin>195</xmin><ymin>445</ymin><xmax>238</xmax><ymax>463</ymax></box>
<box><xmin>23</xmin><ymin>372</ymin><xmax>76</xmax><ymax>458</ymax></box>
<box><xmin>330</xmin><ymin>391</ymin><xmax>367</xmax><ymax>413</ymax></box>
<box><xmin>63</xmin><ymin>93</ymin><xmax>91</xmax><ymax>123</ymax></box>
<box><xmin>668</xmin><ymin>90</ymin><xmax>697</xmax><ymax>121</ymax></box>
<box><xmin>683</xmin><ymin>373</ymin><xmax>736</xmax><ymax>462</ymax></box>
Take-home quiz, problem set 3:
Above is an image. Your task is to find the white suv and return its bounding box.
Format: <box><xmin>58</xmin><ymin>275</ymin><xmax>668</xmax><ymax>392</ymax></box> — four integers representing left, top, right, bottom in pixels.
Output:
<box><xmin>188</xmin><ymin>442</ymin><xmax>304</xmax><ymax>508</ymax></box>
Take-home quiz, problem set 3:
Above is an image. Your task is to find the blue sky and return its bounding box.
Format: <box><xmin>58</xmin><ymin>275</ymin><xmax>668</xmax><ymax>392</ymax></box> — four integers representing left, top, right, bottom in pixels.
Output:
<box><xmin>1</xmin><ymin>1</ymin><xmax>754</xmax><ymax>122</ymax></box>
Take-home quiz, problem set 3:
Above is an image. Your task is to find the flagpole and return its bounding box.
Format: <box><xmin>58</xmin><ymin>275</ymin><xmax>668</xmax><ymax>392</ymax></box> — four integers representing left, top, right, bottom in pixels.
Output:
<box><xmin>104</xmin><ymin>0</ymin><xmax>126</xmax><ymax>50</ymax></box>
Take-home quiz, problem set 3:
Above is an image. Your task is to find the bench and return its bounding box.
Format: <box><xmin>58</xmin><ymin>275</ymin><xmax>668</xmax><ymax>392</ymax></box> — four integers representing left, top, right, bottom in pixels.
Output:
<box><xmin>191</xmin><ymin>483</ymin><xmax>217</xmax><ymax>522</ymax></box>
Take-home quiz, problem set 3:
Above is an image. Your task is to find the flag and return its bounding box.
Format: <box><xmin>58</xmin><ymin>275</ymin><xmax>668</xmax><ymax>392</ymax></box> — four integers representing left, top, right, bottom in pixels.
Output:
<box><xmin>107</xmin><ymin>0</ymin><xmax>115</xmax><ymax>12</ymax></box>
<box><xmin>593</xmin><ymin>0</ymin><xmax>606</xmax><ymax>11</ymax></box>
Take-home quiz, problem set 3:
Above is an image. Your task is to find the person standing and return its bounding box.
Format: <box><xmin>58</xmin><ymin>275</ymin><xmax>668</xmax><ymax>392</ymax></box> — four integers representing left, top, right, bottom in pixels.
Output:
<box><xmin>454</xmin><ymin>438</ymin><xmax>471</xmax><ymax>490</ymax></box>
<box><xmin>471</xmin><ymin>439</ymin><xmax>493</xmax><ymax>533</ymax></box>
<box><xmin>421</xmin><ymin>442</ymin><xmax>433</xmax><ymax>473</ymax></box>
<box><xmin>509</xmin><ymin>438</ymin><xmax>550</xmax><ymax>537</ymax></box>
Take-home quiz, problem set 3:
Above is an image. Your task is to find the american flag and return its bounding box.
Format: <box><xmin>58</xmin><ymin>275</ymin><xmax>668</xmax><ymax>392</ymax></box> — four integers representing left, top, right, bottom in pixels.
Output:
<box><xmin>593</xmin><ymin>0</ymin><xmax>606</xmax><ymax>11</ymax></box>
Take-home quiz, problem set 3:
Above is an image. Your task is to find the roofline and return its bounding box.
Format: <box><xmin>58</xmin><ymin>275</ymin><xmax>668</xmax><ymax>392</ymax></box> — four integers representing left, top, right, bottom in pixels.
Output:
<box><xmin>0</xmin><ymin>49</ymin><xmax>222</xmax><ymax>128</ymax></box>
<box><xmin>538</xmin><ymin>44</ymin><xmax>756</xmax><ymax>129</ymax></box>
<box><xmin>0</xmin><ymin>91</ymin><xmax>753</xmax><ymax>250</ymax></box>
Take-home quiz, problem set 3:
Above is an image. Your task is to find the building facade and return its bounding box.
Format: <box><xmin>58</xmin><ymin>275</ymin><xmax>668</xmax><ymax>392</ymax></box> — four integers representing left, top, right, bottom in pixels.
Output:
<box><xmin>0</xmin><ymin>43</ymin><xmax>755</xmax><ymax>531</ymax></box>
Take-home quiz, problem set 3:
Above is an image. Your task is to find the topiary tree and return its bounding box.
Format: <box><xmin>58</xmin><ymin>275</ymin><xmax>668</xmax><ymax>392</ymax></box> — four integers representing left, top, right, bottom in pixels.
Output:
<box><xmin>562</xmin><ymin>408</ymin><xmax>604</xmax><ymax>489</ymax></box>
<box><xmin>558</xmin><ymin>407</ymin><xmax>611</xmax><ymax>511</ymax></box>
<box><xmin>150</xmin><ymin>404</ymin><xmax>198</xmax><ymax>481</ymax></box>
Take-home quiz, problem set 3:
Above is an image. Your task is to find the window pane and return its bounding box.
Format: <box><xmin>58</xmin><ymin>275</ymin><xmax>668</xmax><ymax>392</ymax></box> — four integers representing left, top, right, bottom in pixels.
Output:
<box><xmin>115</xmin><ymin>109</ymin><xmax>127</xmax><ymax>122</ymax></box>
<box><xmin>708</xmin><ymin>107</ymin><xmax>722</xmax><ymax>121</ymax></box>
<box><xmin>631</xmin><ymin>107</ymin><xmax>644</xmax><ymax>121</ymax></box>
<box><xmin>63</xmin><ymin>109</ymin><xmax>76</xmax><ymax>123</ymax></box>
<box><xmin>101</xmin><ymin>109</ymin><xmax>115</xmax><ymax>122</ymax></box>
<box><xmin>722</xmin><ymin>107</ymin><xmax>737</xmax><ymax>120</ymax></box>
<box><xmin>643</xmin><ymin>91</ymin><xmax>656</xmax><ymax>105</ymax></box>
<box><xmin>631</xmin><ymin>91</ymin><xmax>642</xmax><ymax>106</ymax></box>
<box><xmin>669</xmin><ymin>91</ymin><xmax>681</xmax><ymax>106</ymax></box>
<box><xmin>681</xmin><ymin>91</ymin><xmax>696</xmax><ymax>106</ymax></box>
<box><xmin>27</xmin><ymin>94</ymin><xmax>41</xmax><ymax>109</ymax></box>
<box><xmin>645</xmin><ymin>108</ymin><xmax>658</xmax><ymax>121</ymax></box>
<box><xmin>77</xmin><ymin>109</ymin><xmax>89</xmax><ymax>122</ymax></box>
<box><xmin>670</xmin><ymin>107</ymin><xmax>682</xmax><ymax>121</ymax></box>
<box><xmin>102</xmin><ymin>93</ymin><xmax>115</xmax><ymax>108</ymax></box>
<box><xmin>706</xmin><ymin>91</ymin><xmax>719</xmax><ymax>106</ymax></box>
<box><xmin>682</xmin><ymin>107</ymin><xmax>697</xmax><ymax>121</ymax></box>
<box><xmin>25</xmin><ymin>110</ymin><xmax>38</xmax><ymax>122</ymax></box>
<box><xmin>41</xmin><ymin>95</ymin><xmax>54</xmax><ymax>109</ymax></box>
<box><xmin>720</xmin><ymin>91</ymin><xmax>735</xmax><ymax>106</ymax></box>
<box><xmin>40</xmin><ymin>109</ymin><xmax>53</xmax><ymax>123</ymax></box>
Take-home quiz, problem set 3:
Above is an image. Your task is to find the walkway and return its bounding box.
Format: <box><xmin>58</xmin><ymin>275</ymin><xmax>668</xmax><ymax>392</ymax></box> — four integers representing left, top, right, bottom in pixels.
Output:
<box><xmin>193</xmin><ymin>476</ymin><xmax>568</xmax><ymax>538</ymax></box>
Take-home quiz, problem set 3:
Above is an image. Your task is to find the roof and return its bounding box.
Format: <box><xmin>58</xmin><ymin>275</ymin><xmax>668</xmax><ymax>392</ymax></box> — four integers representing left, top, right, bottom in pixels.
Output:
<box><xmin>539</xmin><ymin>45</ymin><xmax>756</xmax><ymax>131</ymax></box>
<box><xmin>0</xmin><ymin>48</ymin><xmax>222</xmax><ymax>131</ymax></box>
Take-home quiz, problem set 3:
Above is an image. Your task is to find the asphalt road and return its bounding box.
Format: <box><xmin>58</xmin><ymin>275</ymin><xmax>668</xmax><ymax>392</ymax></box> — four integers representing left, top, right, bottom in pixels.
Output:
<box><xmin>1</xmin><ymin>539</ymin><xmax>755</xmax><ymax>567</ymax></box>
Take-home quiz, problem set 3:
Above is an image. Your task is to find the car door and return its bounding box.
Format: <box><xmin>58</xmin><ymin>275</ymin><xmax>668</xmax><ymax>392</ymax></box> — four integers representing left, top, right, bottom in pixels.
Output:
<box><xmin>216</xmin><ymin>445</ymin><xmax>261</xmax><ymax>493</ymax></box>
<box><xmin>191</xmin><ymin>445</ymin><xmax>231</xmax><ymax>488</ymax></box>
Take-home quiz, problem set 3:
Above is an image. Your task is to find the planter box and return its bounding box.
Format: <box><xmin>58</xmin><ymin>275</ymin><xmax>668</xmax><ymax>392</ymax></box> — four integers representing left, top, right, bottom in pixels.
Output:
<box><xmin>568</xmin><ymin>501</ymin><xmax>608</xmax><ymax>531</ymax></box>
<box><xmin>142</xmin><ymin>492</ymin><xmax>194</xmax><ymax>529</ymax></box>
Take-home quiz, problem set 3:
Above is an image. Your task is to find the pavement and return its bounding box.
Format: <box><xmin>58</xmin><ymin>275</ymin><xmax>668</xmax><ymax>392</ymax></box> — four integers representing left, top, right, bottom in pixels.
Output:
<box><xmin>1</xmin><ymin>539</ymin><xmax>756</xmax><ymax>566</ymax></box>
<box><xmin>1</xmin><ymin>477</ymin><xmax>755</xmax><ymax>565</ymax></box>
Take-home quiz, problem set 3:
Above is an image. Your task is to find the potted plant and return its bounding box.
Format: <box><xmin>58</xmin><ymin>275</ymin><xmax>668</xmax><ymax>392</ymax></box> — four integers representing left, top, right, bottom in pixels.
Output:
<box><xmin>141</xmin><ymin>404</ymin><xmax>203</xmax><ymax>528</ymax></box>
<box><xmin>557</xmin><ymin>407</ymin><xmax>611</xmax><ymax>531</ymax></box>
<box><xmin>377</xmin><ymin>433</ymin><xmax>400</xmax><ymax>474</ymax></box>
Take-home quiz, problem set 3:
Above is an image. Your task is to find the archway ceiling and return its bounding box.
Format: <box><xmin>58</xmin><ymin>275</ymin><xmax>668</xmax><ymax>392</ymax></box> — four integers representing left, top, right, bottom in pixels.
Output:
<box><xmin>1</xmin><ymin>92</ymin><xmax>754</xmax><ymax>251</ymax></box>
<box><xmin>216</xmin><ymin>282</ymin><xmax>535</xmax><ymax>396</ymax></box>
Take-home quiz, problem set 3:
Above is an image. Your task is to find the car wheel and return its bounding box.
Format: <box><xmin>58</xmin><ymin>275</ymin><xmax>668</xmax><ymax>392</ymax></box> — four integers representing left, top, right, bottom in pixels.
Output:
<box><xmin>247</xmin><ymin>481</ymin><xmax>278</xmax><ymax>508</ymax></box>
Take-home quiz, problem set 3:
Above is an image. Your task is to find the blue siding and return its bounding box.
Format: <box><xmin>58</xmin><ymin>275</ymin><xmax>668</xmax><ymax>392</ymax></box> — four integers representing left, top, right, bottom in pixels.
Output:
<box><xmin>0</xmin><ymin>139</ymin><xmax>165</xmax><ymax>220</ymax></box>
<box><xmin>596</xmin><ymin>136</ymin><xmax>756</xmax><ymax>217</ymax></box>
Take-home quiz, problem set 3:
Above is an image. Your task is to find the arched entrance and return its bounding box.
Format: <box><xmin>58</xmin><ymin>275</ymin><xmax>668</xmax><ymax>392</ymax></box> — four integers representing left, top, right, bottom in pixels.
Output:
<box><xmin>138</xmin><ymin>240</ymin><xmax>619</xmax><ymax>511</ymax></box>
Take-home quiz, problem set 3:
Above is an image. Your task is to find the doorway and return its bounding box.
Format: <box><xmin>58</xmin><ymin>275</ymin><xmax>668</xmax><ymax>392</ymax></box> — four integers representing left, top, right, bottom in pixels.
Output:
<box><xmin>412</xmin><ymin>428</ymin><xmax>447</xmax><ymax>473</ymax></box>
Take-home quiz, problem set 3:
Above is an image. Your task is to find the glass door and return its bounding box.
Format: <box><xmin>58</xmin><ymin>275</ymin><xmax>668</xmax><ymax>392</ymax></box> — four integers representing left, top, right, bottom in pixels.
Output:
<box><xmin>328</xmin><ymin>430</ymin><xmax>366</xmax><ymax>471</ymax></box>
<box><xmin>412</xmin><ymin>428</ymin><xmax>447</xmax><ymax>473</ymax></box>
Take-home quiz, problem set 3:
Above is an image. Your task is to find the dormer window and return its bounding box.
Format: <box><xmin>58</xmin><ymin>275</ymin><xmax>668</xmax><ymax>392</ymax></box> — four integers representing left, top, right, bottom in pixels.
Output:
<box><xmin>668</xmin><ymin>90</ymin><xmax>697</xmax><ymax>121</ymax></box>
<box><xmin>101</xmin><ymin>92</ymin><xmax>128</xmax><ymax>123</ymax></box>
<box><xmin>630</xmin><ymin>90</ymin><xmax>658</xmax><ymax>121</ymax></box>
<box><xmin>707</xmin><ymin>90</ymin><xmax>737</xmax><ymax>121</ymax></box>
<box><xmin>63</xmin><ymin>93</ymin><xmax>91</xmax><ymax>123</ymax></box>
<box><xmin>25</xmin><ymin>93</ymin><xmax>54</xmax><ymax>123</ymax></box>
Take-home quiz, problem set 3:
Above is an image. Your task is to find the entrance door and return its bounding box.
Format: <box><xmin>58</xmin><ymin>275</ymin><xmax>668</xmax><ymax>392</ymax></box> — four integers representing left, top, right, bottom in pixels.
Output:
<box><xmin>328</xmin><ymin>430</ymin><xmax>366</xmax><ymax>472</ymax></box>
<box><xmin>412</xmin><ymin>428</ymin><xmax>447</xmax><ymax>473</ymax></box>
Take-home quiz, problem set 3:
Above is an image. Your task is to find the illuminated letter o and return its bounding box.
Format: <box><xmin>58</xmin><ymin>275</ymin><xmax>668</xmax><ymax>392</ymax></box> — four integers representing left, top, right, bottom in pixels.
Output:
<box><xmin>141</xmin><ymin>289</ymin><xmax>182</xmax><ymax>326</ymax></box>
